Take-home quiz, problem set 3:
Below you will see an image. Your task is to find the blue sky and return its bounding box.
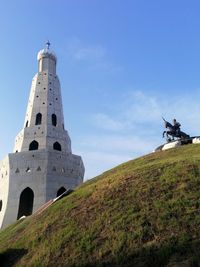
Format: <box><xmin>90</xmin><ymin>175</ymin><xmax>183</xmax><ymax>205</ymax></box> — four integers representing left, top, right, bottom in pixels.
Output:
<box><xmin>1</xmin><ymin>0</ymin><xmax>200</xmax><ymax>179</ymax></box>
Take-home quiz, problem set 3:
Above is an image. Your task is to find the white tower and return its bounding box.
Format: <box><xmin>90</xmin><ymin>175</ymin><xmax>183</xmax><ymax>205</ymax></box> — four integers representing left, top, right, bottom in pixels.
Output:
<box><xmin>0</xmin><ymin>42</ymin><xmax>84</xmax><ymax>229</ymax></box>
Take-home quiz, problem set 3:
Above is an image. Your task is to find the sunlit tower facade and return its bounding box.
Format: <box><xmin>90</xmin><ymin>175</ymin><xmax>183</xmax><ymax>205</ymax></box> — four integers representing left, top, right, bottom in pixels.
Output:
<box><xmin>0</xmin><ymin>42</ymin><xmax>84</xmax><ymax>229</ymax></box>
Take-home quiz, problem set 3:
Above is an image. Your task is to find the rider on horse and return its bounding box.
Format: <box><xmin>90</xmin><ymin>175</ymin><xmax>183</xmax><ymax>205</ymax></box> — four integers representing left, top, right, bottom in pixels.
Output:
<box><xmin>162</xmin><ymin>117</ymin><xmax>189</xmax><ymax>142</ymax></box>
<box><xmin>172</xmin><ymin>118</ymin><xmax>181</xmax><ymax>136</ymax></box>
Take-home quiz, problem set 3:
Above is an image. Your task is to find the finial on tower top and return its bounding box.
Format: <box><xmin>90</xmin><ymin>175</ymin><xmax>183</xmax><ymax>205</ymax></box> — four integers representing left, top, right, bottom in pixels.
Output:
<box><xmin>37</xmin><ymin>41</ymin><xmax>57</xmax><ymax>62</ymax></box>
<box><xmin>46</xmin><ymin>40</ymin><xmax>50</xmax><ymax>50</ymax></box>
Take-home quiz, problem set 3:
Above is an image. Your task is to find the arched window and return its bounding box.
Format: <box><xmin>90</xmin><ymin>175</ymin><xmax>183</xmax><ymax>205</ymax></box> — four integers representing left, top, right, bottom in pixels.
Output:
<box><xmin>57</xmin><ymin>187</ymin><xmax>66</xmax><ymax>197</ymax></box>
<box><xmin>53</xmin><ymin>142</ymin><xmax>61</xmax><ymax>151</ymax></box>
<box><xmin>25</xmin><ymin>120</ymin><xmax>29</xmax><ymax>127</ymax></box>
<box><xmin>0</xmin><ymin>200</ymin><xmax>2</xmax><ymax>211</ymax></box>
<box><xmin>52</xmin><ymin>114</ymin><xmax>57</xmax><ymax>126</ymax></box>
<box><xmin>35</xmin><ymin>113</ymin><xmax>42</xmax><ymax>125</ymax></box>
<box><xmin>17</xmin><ymin>187</ymin><xmax>34</xmax><ymax>219</ymax></box>
<box><xmin>29</xmin><ymin>140</ymin><xmax>39</xmax><ymax>151</ymax></box>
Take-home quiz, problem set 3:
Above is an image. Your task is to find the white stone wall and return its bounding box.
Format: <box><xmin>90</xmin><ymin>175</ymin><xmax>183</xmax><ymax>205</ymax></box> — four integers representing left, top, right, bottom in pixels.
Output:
<box><xmin>14</xmin><ymin>69</ymin><xmax>69</xmax><ymax>153</ymax></box>
<box><xmin>0</xmin><ymin>156</ymin><xmax>10</xmax><ymax>228</ymax></box>
<box><xmin>0</xmin><ymin>149</ymin><xmax>84</xmax><ymax>229</ymax></box>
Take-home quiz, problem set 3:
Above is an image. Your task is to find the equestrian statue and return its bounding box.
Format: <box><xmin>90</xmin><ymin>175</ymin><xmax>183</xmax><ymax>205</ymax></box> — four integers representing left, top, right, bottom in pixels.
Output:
<box><xmin>162</xmin><ymin>117</ymin><xmax>190</xmax><ymax>142</ymax></box>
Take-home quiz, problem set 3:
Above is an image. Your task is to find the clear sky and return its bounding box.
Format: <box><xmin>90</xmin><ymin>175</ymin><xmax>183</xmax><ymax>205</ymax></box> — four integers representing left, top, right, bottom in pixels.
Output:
<box><xmin>1</xmin><ymin>0</ymin><xmax>200</xmax><ymax>179</ymax></box>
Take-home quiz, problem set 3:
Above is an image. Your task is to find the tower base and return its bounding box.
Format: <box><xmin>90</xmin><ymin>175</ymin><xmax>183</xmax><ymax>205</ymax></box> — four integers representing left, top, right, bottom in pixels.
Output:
<box><xmin>0</xmin><ymin>149</ymin><xmax>84</xmax><ymax>229</ymax></box>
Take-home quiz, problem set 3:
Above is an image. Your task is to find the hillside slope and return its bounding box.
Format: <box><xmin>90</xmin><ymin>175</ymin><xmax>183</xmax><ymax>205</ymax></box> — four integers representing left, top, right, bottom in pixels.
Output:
<box><xmin>1</xmin><ymin>145</ymin><xmax>200</xmax><ymax>266</ymax></box>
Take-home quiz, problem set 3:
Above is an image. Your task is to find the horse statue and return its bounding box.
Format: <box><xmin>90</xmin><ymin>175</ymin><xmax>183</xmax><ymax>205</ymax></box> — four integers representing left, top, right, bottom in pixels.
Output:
<box><xmin>162</xmin><ymin>117</ymin><xmax>190</xmax><ymax>142</ymax></box>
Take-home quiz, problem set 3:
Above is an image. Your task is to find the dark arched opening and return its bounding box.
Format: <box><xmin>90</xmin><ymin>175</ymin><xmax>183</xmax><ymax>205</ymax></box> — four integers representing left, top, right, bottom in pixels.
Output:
<box><xmin>0</xmin><ymin>200</ymin><xmax>2</xmax><ymax>211</ymax></box>
<box><xmin>17</xmin><ymin>187</ymin><xmax>34</xmax><ymax>219</ymax></box>
<box><xmin>57</xmin><ymin>187</ymin><xmax>66</xmax><ymax>197</ymax></box>
<box><xmin>53</xmin><ymin>142</ymin><xmax>61</xmax><ymax>151</ymax></box>
<box><xmin>29</xmin><ymin>140</ymin><xmax>39</xmax><ymax>151</ymax></box>
<box><xmin>25</xmin><ymin>120</ymin><xmax>29</xmax><ymax>127</ymax></box>
<box><xmin>52</xmin><ymin>114</ymin><xmax>57</xmax><ymax>126</ymax></box>
<box><xmin>35</xmin><ymin>113</ymin><xmax>42</xmax><ymax>125</ymax></box>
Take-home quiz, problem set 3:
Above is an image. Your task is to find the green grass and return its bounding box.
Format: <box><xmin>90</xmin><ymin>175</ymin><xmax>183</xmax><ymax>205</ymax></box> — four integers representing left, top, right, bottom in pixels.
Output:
<box><xmin>1</xmin><ymin>144</ymin><xmax>200</xmax><ymax>266</ymax></box>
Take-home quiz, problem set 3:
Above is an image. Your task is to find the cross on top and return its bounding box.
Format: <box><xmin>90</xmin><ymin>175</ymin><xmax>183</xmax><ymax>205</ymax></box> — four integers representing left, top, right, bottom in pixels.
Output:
<box><xmin>46</xmin><ymin>40</ymin><xmax>50</xmax><ymax>50</ymax></box>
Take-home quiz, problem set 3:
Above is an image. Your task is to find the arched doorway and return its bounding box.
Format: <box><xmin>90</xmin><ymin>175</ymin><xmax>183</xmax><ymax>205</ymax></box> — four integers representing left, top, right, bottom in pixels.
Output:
<box><xmin>17</xmin><ymin>187</ymin><xmax>34</xmax><ymax>219</ymax></box>
<box><xmin>57</xmin><ymin>187</ymin><xmax>66</xmax><ymax>197</ymax></box>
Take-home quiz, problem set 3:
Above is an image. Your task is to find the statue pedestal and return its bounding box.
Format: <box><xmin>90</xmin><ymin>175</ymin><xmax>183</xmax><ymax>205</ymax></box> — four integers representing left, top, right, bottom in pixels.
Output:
<box><xmin>162</xmin><ymin>141</ymin><xmax>181</xmax><ymax>151</ymax></box>
<box><xmin>192</xmin><ymin>137</ymin><xmax>200</xmax><ymax>144</ymax></box>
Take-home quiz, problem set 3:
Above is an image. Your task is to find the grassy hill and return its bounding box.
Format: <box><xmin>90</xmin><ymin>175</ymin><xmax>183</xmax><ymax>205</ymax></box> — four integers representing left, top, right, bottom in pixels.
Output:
<box><xmin>1</xmin><ymin>144</ymin><xmax>200</xmax><ymax>266</ymax></box>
